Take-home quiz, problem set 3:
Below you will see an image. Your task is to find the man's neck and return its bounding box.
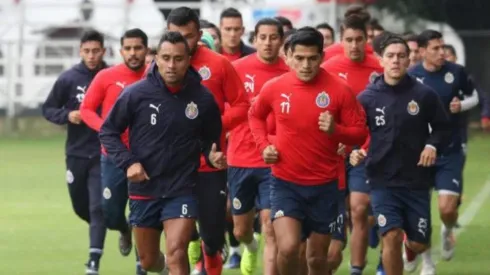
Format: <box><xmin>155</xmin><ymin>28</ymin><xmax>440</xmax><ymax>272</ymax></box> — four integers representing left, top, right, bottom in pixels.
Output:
<box><xmin>384</xmin><ymin>75</ymin><xmax>402</xmax><ymax>86</ymax></box>
<box><xmin>257</xmin><ymin>53</ymin><xmax>279</xmax><ymax>65</ymax></box>
<box><xmin>222</xmin><ymin>45</ymin><xmax>240</xmax><ymax>55</ymax></box>
<box><xmin>422</xmin><ymin>60</ymin><xmax>441</xmax><ymax>72</ymax></box>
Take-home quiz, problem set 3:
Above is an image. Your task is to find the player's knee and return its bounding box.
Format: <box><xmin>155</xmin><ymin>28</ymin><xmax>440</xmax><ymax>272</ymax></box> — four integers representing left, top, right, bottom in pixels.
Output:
<box><xmin>166</xmin><ymin>244</ymin><xmax>187</xmax><ymax>266</ymax></box>
<box><xmin>350</xmin><ymin>203</ymin><xmax>369</xmax><ymax>223</ymax></box>
<box><xmin>233</xmin><ymin>223</ymin><xmax>252</xmax><ymax>242</ymax></box>
<box><xmin>383</xmin><ymin>229</ymin><xmax>403</xmax><ymax>246</ymax></box>
<box><xmin>138</xmin><ymin>252</ymin><xmax>159</xmax><ymax>271</ymax></box>
<box><xmin>277</xmin><ymin>240</ymin><xmax>300</xmax><ymax>260</ymax></box>
<box><xmin>262</xmin><ymin>221</ymin><xmax>276</xmax><ymax>244</ymax></box>
<box><xmin>439</xmin><ymin>199</ymin><xmax>458</xmax><ymax>218</ymax></box>
<box><xmin>307</xmin><ymin>254</ymin><xmax>328</xmax><ymax>270</ymax></box>
<box><xmin>327</xmin><ymin>246</ymin><xmax>342</xmax><ymax>270</ymax></box>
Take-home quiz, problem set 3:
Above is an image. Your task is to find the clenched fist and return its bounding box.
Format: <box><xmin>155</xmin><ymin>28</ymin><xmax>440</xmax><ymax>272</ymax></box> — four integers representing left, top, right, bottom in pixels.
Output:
<box><xmin>262</xmin><ymin>145</ymin><xmax>279</xmax><ymax>164</ymax></box>
<box><xmin>319</xmin><ymin>111</ymin><xmax>335</xmax><ymax>134</ymax></box>
<box><xmin>209</xmin><ymin>143</ymin><xmax>227</xmax><ymax>169</ymax></box>
<box><xmin>417</xmin><ymin>146</ymin><xmax>436</xmax><ymax>167</ymax></box>
<box><xmin>350</xmin><ymin>149</ymin><xmax>367</xmax><ymax>167</ymax></box>
<box><xmin>68</xmin><ymin>110</ymin><xmax>82</xmax><ymax>124</ymax></box>
<box><xmin>127</xmin><ymin>163</ymin><xmax>150</xmax><ymax>183</ymax></box>
<box><xmin>449</xmin><ymin>97</ymin><xmax>461</xmax><ymax>114</ymax></box>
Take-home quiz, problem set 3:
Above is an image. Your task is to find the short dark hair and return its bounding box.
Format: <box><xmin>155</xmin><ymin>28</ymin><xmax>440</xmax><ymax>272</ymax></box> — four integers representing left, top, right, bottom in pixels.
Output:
<box><xmin>418</xmin><ymin>29</ymin><xmax>443</xmax><ymax>48</ymax></box>
<box><xmin>220</xmin><ymin>7</ymin><xmax>242</xmax><ymax>20</ymax></box>
<box><xmin>120</xmin><ymin>28</ymin><xmax>148</xmax><ymax>47</ymax></box>
<box><xmin>200</xmin><ymin>20</ymin><xmax>221</xmax><ymax>40</ymax></box>
<box><xmin>289</xmin><ymin>27</ymin><xmax>323</xmax><ymax>54</ymax></box>
<box><xmin>403</xmin><ymin>33</ymin><xmax>419</xmax><ymax>44</ymax></box>
<box><xmin>344</xmin><ymin>4</ymin><xmax>371</xmax><ymax>23</ymax></box>
<box><xmin>80</xmin><ymin>30</ymin><xmax>104</xmax><ymax>47</ymax></box>
<box><xmin>369</xmin><ymin>19</ymin><xmax>384</xmax><ymax>32</ymax></box>
<box><xmin>167</xmin><ymin>7</ymin><xmax>200</xmax><ymax>29</ymax></box>
<box><xmin>372</xmin><ymin>31</ymin><xmax>396</xmax><ymax>55</ymax></box>
<box><xmin>283</xmin><ymin>28</ymin><xmax>298</xmax><ymax>53</ymax></box>
<box><xmin>444</xmin><ymin>44</ymin><xmax>457</xmax><ymax>57</ymax></box>
<box><xmin>376</xmin><ymin>33</ymin><xmax>409</xmax><ymax>55</ymax></box>
<box><xmin>274</xmin><ymin>16</ymin><xmax>293</xmax><ymax>30</ymax></box>
<box><xmin>254</xmin><ymin>18</ymin><xmax>284</xmax><ymax>38</ymax></box>
<box><xmin>341</xmin><ymin>15</ymin><xmax>367</xmax><ymax>37</ymax></box>
<box><xmin>316</xmin><ymin>22</ymin><xmax>335</xmax><ymax>41</ymax></box>
<box><xmin>158</xmin><ymin>31</ymin><xmax>191</xmax><ymax>55</ymax></box>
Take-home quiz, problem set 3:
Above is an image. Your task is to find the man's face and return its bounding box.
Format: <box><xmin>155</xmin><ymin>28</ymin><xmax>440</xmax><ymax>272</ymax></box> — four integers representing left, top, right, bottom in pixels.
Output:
<box><xmin>168</xmin><ymin>22</ymin><xmax>202</xmax><ymax>55</ymax></box>
<box><xmin>444</xmin><ymin>49</ymin><xmax>457</xmax><ymax>63</ymax></box>
<box><xmin>155</xmin><ymin>41</ymin><xmax>190</xmax><ymax>86</ymax></box>
<box><xmin>318</xmin><ymin>28</ymin><xmax>334</xmax><ymax>48</ymax></box>
<box><xmin>290</xmin><ymin>45</ymin><xmax>322</xmax><ymax>82</ymax></box>
<box><xmin>80</xmin><ymin>41</ymin><xmax>105</xmax><ymax>70</ymax></box>
<box><xmin>220</xmin><ymin>17</ymin><xmax>244</xmax><ymax>49</ymax></box>
<box><xmin>407</xmin><ymin>41</ymin><xmax>421</xmax><ymax>67</ymax></box>
<box><xmin>420</xmin><ymin>38</ymin><xmax>445</xmax><ymax>68</ymax></box>
<box><xmin>342</xmin><ymin>28</ymin><xmax>366</xmax><ymax>62</ymax></box>
<box><xmin>254</xmin><ymin>24</ymin><xmax>283</xmax><ymax>63</ymax></box>
<box><xmin>202</xmin><ymin>27</ymin><xmax>221</xmax><ymax>52</ymax></box>
<box><xmin>120</xmin><ymin>37</ymin><xmax>147</xmax><ymax>71</ymax></box>
<box><xmin>380</xmin><ymin>43</ymin><xmax>409</xmax><ymax>80</ymax></box>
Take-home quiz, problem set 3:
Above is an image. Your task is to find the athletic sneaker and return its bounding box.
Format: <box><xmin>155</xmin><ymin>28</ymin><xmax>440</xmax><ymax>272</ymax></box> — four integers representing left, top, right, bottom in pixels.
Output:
<box><xmin>221</xmin><ymin>241</ymin><xmax>229</xmax><ymax>264</ymax></box>
<box><xmin>376</xmin><ymin>251</ymin><xmax>385</xmax><ymax>275</ymax></box>
<box><xmin>136</xmin><ymin>263</ymin><xmax>147</xmax><ymax>275</ymax></box>
<box><xmin>403</xmin><ymin>234</ymin><xmax>420</xmax><ymax>272</ymax></box>
<box><xmin>191</xmin><ymin>260</ymin><xmax>203</xmax><ymax>275</ymax></box>
<box><xmin>224</xmin><ymin>252</ymin><xmax>241</xmax><ymax>269</ymax></box>
<box><xmin>85</xmin><ymin>260</ymin><xmax>99</xmax><ymax>275</ymax></box>
<box><xmin>119</xmin><ymin>224</ymin><xmax>133</xmax><ymax>256</ymax></box>
<box><xmin>441</xmin><ymin>224</ymin><xmax>455</xmax><ymax>261</ymax></box>
<box><xmin>240</xmin><ymin>246</ymin><xmax>258</xmax><ymax>275</ymax></box>
<box><xmin>420</xmin><ymin>259</ymin><xmax>436</xmax><ymax>275</ymax></box>
<box><xmin>202</xmin><ymin>241</ymin><xmax>223</xmax><ymax>275</ymax></box>
<box><xmin>188</xmin><ymin>239</ymin><xmax>202</xmax><ymax>265</ymax></box>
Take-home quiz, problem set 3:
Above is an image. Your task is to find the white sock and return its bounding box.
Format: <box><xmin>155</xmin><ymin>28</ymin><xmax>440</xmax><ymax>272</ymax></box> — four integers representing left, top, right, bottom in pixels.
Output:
<box><xmin>422</xmin><ymin>249</ymin><xmax>433</xmax><ymax>264</ymax></box>
<box><xmin>229</xmin><ymin>246</ymin><xmax>241</xmax><ymax>256</ymax></box>
<box><xmin>245</xmin><ymin>238</ymin><xmax>259</xmax><ymax>253</ymax></box>
<box><xmin>442</xmin><ymin>224</ymin><xmax>453</xmax><ymax>239</ymax></box>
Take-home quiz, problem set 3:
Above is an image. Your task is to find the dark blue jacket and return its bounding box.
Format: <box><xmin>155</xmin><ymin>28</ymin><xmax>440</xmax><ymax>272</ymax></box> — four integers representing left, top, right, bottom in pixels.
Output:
<box><xmin>99</xmin><ymin>63</ymin><xmax>222</xmax><ymax>198</ymax></box>
<box><xmin>42</xmin><ymin>62</ymin><xmax>107</xmax><ymax>158</ymax></box>
<box><xmin>409</xmin><ymin>62</ymin><xmax>473</xmax><ymax>153</ymax></box>
<box><xmin>358</xmin><ymin>75</ymin><xmax>452</xmax><ymax>190</ymax></box>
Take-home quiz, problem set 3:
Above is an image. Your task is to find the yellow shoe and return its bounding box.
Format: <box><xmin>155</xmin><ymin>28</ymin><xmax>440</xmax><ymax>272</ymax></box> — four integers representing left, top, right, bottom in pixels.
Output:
<box><xmin>188</xmin><ymin>239</ymin><xmax>201</xmax><ymax>266</ymax></box>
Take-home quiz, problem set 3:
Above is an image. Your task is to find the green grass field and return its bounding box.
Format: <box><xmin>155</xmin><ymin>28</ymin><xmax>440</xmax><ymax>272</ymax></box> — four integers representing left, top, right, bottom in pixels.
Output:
<box><xmin>1</xmin><ymin>134</ymin><xmax>489</xmax><ymax>274</ymax></box>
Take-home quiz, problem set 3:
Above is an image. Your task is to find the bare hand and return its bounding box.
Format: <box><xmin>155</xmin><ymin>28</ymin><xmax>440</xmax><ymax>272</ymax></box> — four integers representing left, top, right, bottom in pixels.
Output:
<box><xmin>209</xmin><ymin>143</ymin><xmax>227</xmax><ymax>169</ymax></box>
<box><xmin>350</xmin><ymin>149</ymin><xmax>367</xmax><ymax>167</ymax></box>
<box><xmin>449</xmin><ymin>97</ymin><xmax>461</xmax><ymax>114</ymax></box>
<box><xmin>68</xmin><ymin>110</ymin><xmax>82</xmax><ymax>124</ymax></box>
<box><xmin>417</xmin><ymin>146</ymin><xmax>437</xmax><ymax>167</ymax></box>
<box><xmin>127</xmin><ymin>163</ymin><xmax>150</xmax><ymax>183</ymax></box>
<box><xmin>337</xmin><ymin>143</ymin><xmax>346</xmax><ymax>157</ymax></box>
<box><xmin>262</xmin><ymin>145</ymin><xmax>279</xmax><ymax>164</ymax></box>
<box><xmin>318</xmin><ymin>111</ymin><xmax>335</xmax><ymax>134</ymax></box>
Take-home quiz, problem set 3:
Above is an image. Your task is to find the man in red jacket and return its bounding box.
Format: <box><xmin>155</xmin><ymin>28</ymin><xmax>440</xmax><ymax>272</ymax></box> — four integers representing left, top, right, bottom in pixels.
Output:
<box><xmin>249</xmin><ymin>27</ymin><xmax>367</xmax><ymax>275</ymax></box>
<box><xmin>229</xmin><ymin>17</ymin><xmax>289</xmax><ymax>275</ymax></box>
<box><xmin>166</xmin><ymin>7</ymin><xmax>250</xmax><ymax>275</ymax></box>
<box><xmin>80</xmin><ymin>28</ymin><xmax>149</xmax><ymax>275</ymax></box>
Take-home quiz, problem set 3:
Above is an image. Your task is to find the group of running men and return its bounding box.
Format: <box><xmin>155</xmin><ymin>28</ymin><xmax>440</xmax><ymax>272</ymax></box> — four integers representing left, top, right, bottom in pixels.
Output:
<box><xmin>42</xmin><ymin>3</ymin><xmax>490</xmax><ymax>275</ymax></box>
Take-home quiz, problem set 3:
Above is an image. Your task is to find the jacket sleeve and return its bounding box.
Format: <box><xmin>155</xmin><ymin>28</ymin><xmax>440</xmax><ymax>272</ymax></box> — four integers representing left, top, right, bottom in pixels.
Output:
<box><xmin>42</xmin><ymin>77</ymin><xmax>71</xmax><ymax>125</ymax></box>
<box><xmin>459</xmin><ymin>74</ymin><xmax>479</xmax><ymax>112</ymax></box>
<box><xmin>221</xmin><ymin>59</ymin><xmax>250</xmax><ymax>131</ymax></box>
<box><xmin>80</xmin><ymin>72</ymin><xmax>106</xmax><ymax>132</ymax></box>
<box><xmin>249</xmin><ymin>82</ymin><xmax>274</xmax><ymax>153</ymax></box>
<box><xmin>201</xmin><ymin>95</ymin><xmax>224</xmax><ymax>168</ymax></box>
<box><xmin>331</xmin><ymin>87</ymin><xmax>368</xmax><ymax>146</ymax></box>
<box><xmin>425</xmin><ymin>89</ymin><xmax>452</xmax><ymax>152</ymax></box>
<box><xmin>99</xmin><ymin>90</ymin><xmax>138</xmax><ymax>172</ymax></box>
